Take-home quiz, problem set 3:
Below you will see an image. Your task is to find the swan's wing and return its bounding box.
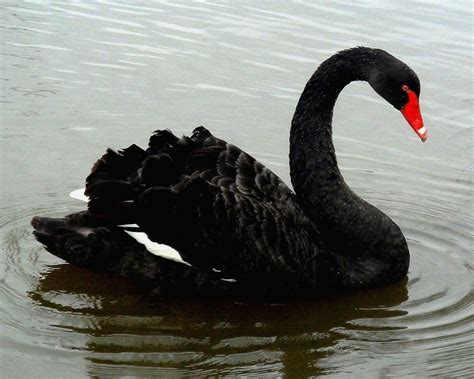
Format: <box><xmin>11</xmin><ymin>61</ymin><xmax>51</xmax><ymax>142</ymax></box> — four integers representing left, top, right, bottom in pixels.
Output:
<box><xmin>81</xmin><ymin>127</ymin><xmax>315</xmax><ymax>280</ymax></box>
<box><xmin>83</xmin><ymin>125</ymin><xmax>297</xmax><ymax>237</ymax></box>
<box><xmin>85</xmin><ymin>126</ymin><xmax>292</xmax><ymax>204</ymax></box>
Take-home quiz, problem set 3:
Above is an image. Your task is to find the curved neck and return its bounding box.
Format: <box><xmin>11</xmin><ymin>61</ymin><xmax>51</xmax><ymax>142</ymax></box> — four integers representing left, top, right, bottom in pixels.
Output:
<box><xmin>290</xmin><ymin>48</ymin><xmax>375</xmax><ymax>203</ymax></box>
<box><xmin>289</xmin><ymin>48</ymin><xmax>409</xmax><ymax>288</ymax></box>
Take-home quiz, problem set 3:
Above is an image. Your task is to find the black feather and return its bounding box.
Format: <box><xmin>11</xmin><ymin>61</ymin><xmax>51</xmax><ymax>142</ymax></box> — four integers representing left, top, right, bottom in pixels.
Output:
<box><xmin>32</xmin><ymin>47</ymin><xmax>415</xmax><ymax>297</ymax></box>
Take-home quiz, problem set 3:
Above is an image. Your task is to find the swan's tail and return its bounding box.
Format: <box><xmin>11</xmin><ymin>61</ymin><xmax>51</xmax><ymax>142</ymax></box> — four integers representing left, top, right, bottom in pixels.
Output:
<box><xmin>31</xmin><ymin>214</ymin><xmax>229</xmax><ymax>294</ymax></box>
<box><xmin>31</xmin><ymin>215</ymin><xmax>156</xmax><ymax>278</ymax></box>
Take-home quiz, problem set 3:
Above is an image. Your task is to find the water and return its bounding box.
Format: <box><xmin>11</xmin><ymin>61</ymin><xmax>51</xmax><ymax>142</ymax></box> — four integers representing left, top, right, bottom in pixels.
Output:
<box><xmin>1</xmin><ymin>1</ymin><xmax>473</xmax><ymax>377</ymax></box>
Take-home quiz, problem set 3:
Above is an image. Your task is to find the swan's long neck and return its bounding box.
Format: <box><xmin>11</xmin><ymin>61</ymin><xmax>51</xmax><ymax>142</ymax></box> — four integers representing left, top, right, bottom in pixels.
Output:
<box><xmin>290</xmin><ymin>48</ymin><xmax>372</xmax><ymax>209</ymax></box>
<box><xmin>290</xmin><ymin>47</ymin><xmax>409</xmax><ymax>288</ymax></box>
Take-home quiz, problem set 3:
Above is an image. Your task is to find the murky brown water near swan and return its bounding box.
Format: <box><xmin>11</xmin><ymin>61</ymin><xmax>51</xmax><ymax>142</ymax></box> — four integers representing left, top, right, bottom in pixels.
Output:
<box><xmin>1</xmin><ymin>1</ymin><xmax>473</xmax><ymax>377</ymax></box>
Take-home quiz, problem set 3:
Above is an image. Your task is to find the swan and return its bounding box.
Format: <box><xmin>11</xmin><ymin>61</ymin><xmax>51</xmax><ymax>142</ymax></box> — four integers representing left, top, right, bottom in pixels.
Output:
<box><xmin>32</xmin><ymin>47</ymin><xmax>426</xmax><ymax>298</ymax></box>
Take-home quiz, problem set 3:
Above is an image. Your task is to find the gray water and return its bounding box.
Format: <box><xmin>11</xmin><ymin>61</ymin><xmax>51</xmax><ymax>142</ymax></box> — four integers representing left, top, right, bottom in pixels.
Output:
<box><xmin>1</xmin><ymin>1</ymin><xmax>473</xmax><ymax>377</ymax></box>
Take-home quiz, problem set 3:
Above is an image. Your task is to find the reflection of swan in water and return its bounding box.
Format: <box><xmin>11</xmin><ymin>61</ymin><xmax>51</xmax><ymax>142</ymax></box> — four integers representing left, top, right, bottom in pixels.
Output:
<box><xmin>30</xmin><ymin>264</ymin><xmax>408</xmax><ymax>376</ymax></box>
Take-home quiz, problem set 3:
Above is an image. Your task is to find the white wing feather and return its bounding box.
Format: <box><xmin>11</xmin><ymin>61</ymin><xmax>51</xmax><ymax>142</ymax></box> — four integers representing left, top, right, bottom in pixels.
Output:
<box><xmin>69</xmin><ymin>188</ymin><xmax>188</xmax><ymax>265</ymax></box>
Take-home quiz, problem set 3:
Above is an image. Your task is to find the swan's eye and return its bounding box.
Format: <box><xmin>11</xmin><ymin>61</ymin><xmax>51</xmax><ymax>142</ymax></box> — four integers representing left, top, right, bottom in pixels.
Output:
<box><xmin>401</xmin><ymin>84</ymin><xmax>410</xmax><ymax>92</ymax></box>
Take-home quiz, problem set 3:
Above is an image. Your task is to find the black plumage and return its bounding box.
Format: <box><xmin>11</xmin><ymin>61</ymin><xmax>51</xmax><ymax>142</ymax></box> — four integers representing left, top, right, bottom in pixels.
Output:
<box><xmin>32</xmin><ymin>47</ymin><xmax>424</xmax><ymax>298</ymax></box>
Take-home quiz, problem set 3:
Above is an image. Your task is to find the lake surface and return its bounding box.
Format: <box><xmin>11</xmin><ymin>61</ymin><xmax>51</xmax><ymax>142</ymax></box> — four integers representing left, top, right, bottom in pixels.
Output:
<box><xmin>1</xmin><ymin>1</ymin><xmax>473</xmax><ymax>377</ymax></box>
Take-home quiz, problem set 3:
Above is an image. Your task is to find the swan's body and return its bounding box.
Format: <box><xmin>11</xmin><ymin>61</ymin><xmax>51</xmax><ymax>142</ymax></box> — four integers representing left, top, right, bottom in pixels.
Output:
<box><xmin>32</xmin><ymin>47</ymin><xmax>426</xmax><ymax>298</ymax></box>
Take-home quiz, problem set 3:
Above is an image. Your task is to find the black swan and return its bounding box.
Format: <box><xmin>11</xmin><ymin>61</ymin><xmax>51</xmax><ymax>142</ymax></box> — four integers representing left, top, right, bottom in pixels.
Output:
<box><xmin>32</xmin><ymin>47</ymin><xmax>426</xmax><ymax>298</ymax></box>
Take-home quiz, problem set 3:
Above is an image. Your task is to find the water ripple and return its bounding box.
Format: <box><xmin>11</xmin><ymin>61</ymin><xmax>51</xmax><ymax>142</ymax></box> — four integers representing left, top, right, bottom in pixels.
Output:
<box><xmin>1</xmin><ymin>0</ymin><xmax>472</xmax><ymax>377</ymax></box>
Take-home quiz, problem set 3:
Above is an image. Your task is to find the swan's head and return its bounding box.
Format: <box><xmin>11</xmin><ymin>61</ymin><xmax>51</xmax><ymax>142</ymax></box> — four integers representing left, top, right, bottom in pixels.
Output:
<box><xmin>368</xmin><ymin>50</ymin><xmax>426</xmax><ymax>142</ymax></box>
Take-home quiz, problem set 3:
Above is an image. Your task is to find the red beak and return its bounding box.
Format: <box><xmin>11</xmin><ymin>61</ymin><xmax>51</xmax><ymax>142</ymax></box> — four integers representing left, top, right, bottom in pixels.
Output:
<box><xmin>400</xmin><ymin>90</ymin><xmax>427</xmax><ymax>142</ymax></box>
